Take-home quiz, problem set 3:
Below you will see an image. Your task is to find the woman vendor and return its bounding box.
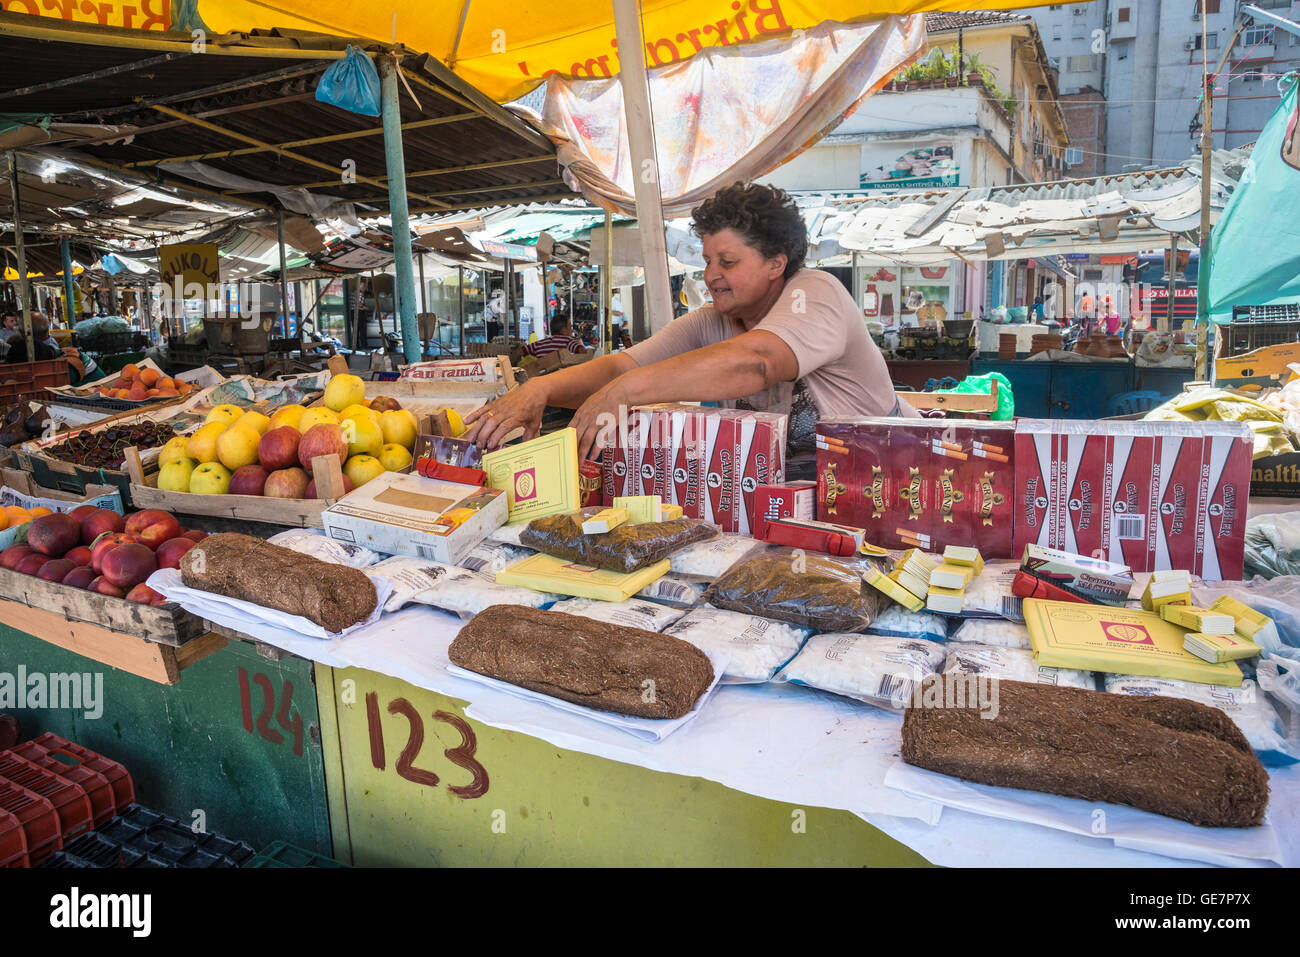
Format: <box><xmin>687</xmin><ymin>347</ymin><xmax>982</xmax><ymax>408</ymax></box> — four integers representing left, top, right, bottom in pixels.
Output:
<box><xmin>463</xmin><ymin>182</ymin><xmax>914</xmax><ymax>460</ymax></box>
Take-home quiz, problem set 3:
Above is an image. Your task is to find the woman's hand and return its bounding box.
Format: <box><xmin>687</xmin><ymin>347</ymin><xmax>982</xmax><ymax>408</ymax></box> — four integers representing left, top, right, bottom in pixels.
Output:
<box><xmin>461</xmin><ymin>377</ymin><xmax>550</xmax><ymax>449</ymax></box>
<box><xmin>569</xmin><ymin>378</ymin><xmax>628</xmax><ymax>462</ymax></box>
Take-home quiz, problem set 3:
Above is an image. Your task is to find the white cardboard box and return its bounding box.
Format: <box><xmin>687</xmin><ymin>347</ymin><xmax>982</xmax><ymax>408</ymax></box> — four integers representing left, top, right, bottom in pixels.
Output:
<box><xmin>321</xmin><ymin>471</ymin><xmax>507</xmax><ymax>565</ymax></box>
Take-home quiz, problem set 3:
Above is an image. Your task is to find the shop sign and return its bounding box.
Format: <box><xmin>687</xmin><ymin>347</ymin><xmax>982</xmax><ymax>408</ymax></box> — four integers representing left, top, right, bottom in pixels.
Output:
<box><xmin>860</xmin><ymin>142</ymin><xmax>959</xmax><ymax>191</ymax></box>
<box><xmin>159</xmin><ymin>242</ymin><xmax>219</xmax><ymax>291</ymax></box>
<box><xmin>478</xmin><ymin>239</ymin><xmax>539</xmax><ymax>262</ymax></box>
<box><xmin>8</xmin><ymin>0</ymin><xmax>172</xmax><ymax>31</ymax></box>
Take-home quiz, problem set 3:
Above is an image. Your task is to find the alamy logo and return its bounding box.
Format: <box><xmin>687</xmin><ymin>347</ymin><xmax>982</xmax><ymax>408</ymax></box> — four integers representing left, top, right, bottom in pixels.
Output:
<box><xmin>50</xmin><ymin>888</ymin><xmax>151</xmax><ymax>937</ymax></box>
<box><xmin>0</xmin><ymin>667</ymin><xmax>103</xmax><ymax>719</ymax></box>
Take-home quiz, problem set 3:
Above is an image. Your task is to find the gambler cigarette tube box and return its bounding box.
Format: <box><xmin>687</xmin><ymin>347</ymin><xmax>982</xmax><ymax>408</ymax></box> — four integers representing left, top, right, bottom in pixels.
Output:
<box><xmin>601</xmin><ymin>404</ymin><xmax>786</xmax><ymax>533</ymax></box>
<box><xmin>753</xmin><ymin>481</ymin><xmax>816</xmax><ymax>538</ymax></box>
<box><xmin>815</xmin><ymin>418</ymin><xmax>1017</xmax><ymax>556</ymax></box>
<box><xmin>1014</xmin><ymin>419</ymin><xmax>1252</xmax><ymax>581</ymax></box>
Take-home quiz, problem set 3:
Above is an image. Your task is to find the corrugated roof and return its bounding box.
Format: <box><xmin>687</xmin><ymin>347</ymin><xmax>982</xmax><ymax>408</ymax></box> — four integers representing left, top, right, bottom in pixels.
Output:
<box><xmin>0</xmin><ymin>12</ymin><xmax>575</xmax><ymax>234</ymax></box>
<box><xmin>924</xmin><ymin>10</ymin><xmax>1034</xmax><ymax>33</ymax></box>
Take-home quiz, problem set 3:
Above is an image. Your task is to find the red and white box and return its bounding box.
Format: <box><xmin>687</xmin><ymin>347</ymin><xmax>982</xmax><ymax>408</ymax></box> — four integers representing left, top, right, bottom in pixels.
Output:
<box><xmin>816</xmin><ymin>418</ymin><xmax>1018</xmax><ymax>556</ymax></box>
<box><xmin>1014</xmin><ymin>419</ymin><xmax>1252</xmax><ymax>581</ymax></box>
<box><xmin>753</xmin><ymin>481</ymin><xmax>817</xmax><ymax>539</ymax></box>
<box><xmin>601</xmin><ymin>404</ymin><xmax>786</xmax><ymax>532</ymax></box>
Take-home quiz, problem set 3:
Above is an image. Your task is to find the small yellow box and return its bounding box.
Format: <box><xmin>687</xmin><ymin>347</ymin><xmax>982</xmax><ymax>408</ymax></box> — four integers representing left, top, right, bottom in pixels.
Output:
<box><xmin>1159</xmin><ymin>604</ymin><xmax>1235</xmax><ymax>636</ymax></box>
<box><xmin>581</xmin><ymin>507</ymin><xmax>627</xmax><ymax>535</ymax></box>
<box><xmin>1183</xmin><ymin>632</ymin><xmax>1263</xmax><ymax>664</ymax></box>
<box><xmin>496</xmin><ymin>552</ymin><xmax>670</xmax><ymax>602</ymax></box>
<box><xmin>864</xmin><ymin>567</ymin><xmax>925</xmax><ymax>612</ymax></box>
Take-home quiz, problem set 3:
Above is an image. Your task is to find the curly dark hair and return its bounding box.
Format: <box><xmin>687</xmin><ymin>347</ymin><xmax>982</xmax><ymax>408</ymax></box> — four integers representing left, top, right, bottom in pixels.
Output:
<box><xmin>690</xmin><ymin>182</ymin><xmax>807</xmax><ymax>279</ymax></box>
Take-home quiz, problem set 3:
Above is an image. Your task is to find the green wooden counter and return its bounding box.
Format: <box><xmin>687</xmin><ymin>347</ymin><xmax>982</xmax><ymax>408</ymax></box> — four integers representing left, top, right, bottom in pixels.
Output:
<box><xmin>0</xmin><ymin>623</ymin><xmax>332</xmax><ymax>856</ymax></box>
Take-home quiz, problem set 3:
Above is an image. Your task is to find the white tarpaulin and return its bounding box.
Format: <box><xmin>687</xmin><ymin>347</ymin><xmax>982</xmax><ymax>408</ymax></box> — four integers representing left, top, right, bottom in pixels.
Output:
<box><xmin>514</xmin><ymin>16</ymin><xmax>925</xmax><ymax>217</ymax></box>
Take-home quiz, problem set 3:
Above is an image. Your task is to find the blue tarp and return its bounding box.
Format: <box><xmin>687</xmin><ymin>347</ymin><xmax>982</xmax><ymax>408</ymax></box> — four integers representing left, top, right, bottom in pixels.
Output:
<box><xmin>1205</xmin><ymin>73</ymin><xmax>1300</xmax><ymax>323</ymax></box>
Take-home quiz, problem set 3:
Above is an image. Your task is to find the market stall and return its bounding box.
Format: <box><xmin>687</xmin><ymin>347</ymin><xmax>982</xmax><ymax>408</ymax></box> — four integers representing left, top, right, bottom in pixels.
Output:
<box><xmin>2</xmin><ymin>353</ymin><xmax>1296</xmax><ymax>870</ymax></box>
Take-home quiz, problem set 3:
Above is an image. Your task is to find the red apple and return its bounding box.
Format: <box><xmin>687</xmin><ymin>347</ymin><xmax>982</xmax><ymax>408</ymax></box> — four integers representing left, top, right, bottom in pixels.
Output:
<box><xmin>62</xmin><ymin>566</ymin><xmax>96</xmax><ymax>590</ymax></box>
<box><xmin>28</xmin><ymin>513</ymin><xmax>82</xmax><ymax>557</ymax></box>
<box><xmin>298</xmin><ymin>424</ymin><xmax>348</xmax><ymax>472</ymax></box>
<box><xmin>182</xmin><ymin>529</ymin><xmax>208</xmax><ymax>543</ymax></box>
<box><xmin>79</xmin><ymin>507</ymin><xmax>125</xmax><ymax>546</ymax></box>
<box><xmin>258</xmin><ymin>426</ymin><xmax>302</xmax><ymax>472</ymax></box>
<box><xmin>156</xmin><ymin>537</ymin><xmax>196</xmax><ymax>569</ymax></box>
<box><xmin>16</xmin><ymin>553</ymin><xmax>48</xmax><ymax>575</ymax></box>
<box><xmin>0</xmin><ymin>544</ymin><xmax>34</xmax><ymax>570</ymax></box>
<box><xmin>369</xmin><ymin>396</ymin><xmax>402</xmax><ymax>413</ymax></box>
<box><xmin>91</xmin><ymin>532</ymin><xmax>138</xmax><ymax>575</ymax></box>
<box><xmin>37</xmin><ymin>558</ymin><xmax>78</xmax><ymax>582</ymax></box>
<box><xmin>101</xmin><ymin>543</ymin><xmax>157</xmax><ymax>589</ymax></box>
<box><xmin>88</xmin><ymin>576</ymin><xmax>125</xmax><ymax>598</ymax></box>
<box><xmin>228</xmin><ymin>465</ymin><xmax>269</xmax><ymax>496</ymax></box>
<box><xmin>125</xmin><ymin>583</ymin><xmax>163</xmax><ymax>605</ymax></box>
<box><xmin>124</xmin><ymin>509</ymin><xmax>182</xmax><ymax>550</ymax></box>
<box><xmin>64</xmin><ymin>545</ymin><xmax>93</xmax><ymax>567</ymax></box>
<box><xmin>305</xmin><ymin>475</ymin><xmax>354</xmax><ymax>500</ymax></box>
<box><xmin>68</xmin><ymin>504</ymin><xmax>99</xmax><ymax>522</ymax></box>
<box><xmin>264</xmin><ymin>467</ymin><xmax>310</xmax><ymax>499</ymax></box>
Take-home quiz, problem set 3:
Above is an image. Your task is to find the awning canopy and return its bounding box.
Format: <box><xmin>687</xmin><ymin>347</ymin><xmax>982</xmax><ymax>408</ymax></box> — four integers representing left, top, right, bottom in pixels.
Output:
<box><xmin>189</xmin><ymin>0</ymin><xmax>1072</xmax><ymax>103</ymax></box>
<box><xmin>0</xmin><ymin>12</ymin><xmax>572</xmax><ymax>235</ymax></box>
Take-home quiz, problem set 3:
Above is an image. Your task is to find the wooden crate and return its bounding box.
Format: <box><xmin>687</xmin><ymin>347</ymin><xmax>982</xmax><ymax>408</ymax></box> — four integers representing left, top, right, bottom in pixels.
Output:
<box><xmin>123</xmin><ymin>448</ymin><xmax>347</xmax><ymax>530</ymax></box>
<box><xmin>0</xmin><ymin>566</ymin><xmax>205</xmax><ymax>648</ymax></box>
<box><xmin>0</xmin><ymin>598</ymin><xmax>226</xmax><ymax>685</ymax></box>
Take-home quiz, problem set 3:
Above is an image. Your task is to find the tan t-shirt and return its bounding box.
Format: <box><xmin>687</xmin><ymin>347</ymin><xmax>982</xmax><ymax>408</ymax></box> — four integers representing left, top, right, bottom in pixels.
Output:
<box><xmin>626</xmin><ymin>269</ymin><xmax>911</xmax><ymax>420</ymax></box>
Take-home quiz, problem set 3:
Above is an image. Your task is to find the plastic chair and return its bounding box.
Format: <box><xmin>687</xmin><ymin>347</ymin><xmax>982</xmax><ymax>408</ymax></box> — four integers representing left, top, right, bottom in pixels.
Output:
<box><xmin>1106</xmin><ymin>390</ymin><xmax>1166</xmax><ymax>417</ymax></box>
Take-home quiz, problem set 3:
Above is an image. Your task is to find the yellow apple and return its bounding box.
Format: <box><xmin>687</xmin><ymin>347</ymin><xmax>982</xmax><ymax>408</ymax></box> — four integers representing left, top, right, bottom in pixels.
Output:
<box><xmin>341</xmin><ymin>403</ymin><xmax>380</xmax><ymax>424</ymax></box>
<box><xmin>299</xmin><ymin>407</ymin><xmax>340</xmax><ymax>434</ymax></box>
<box><xmin>379</xmin><ymin>409</ymin><xmax>419</xmax><ymax>450</ymax></box>
<box><xmin>189</xmin><ymin>461</ymin><xmax>232</xmax><ymax>494</ymax></box>
<box><xmin>268</xmin><ymin>404</ymin><xmax>306</xmax><ymax>431</ymax></box>
<box><xmin>205</xmin><ymin>404</ymin><xmax>244</xmax><ymax>427</ymax></box>
<box><xmin>159</xmin><ymin>436</ymin><xmax>191</xmax><ymax>467</ymax></box>
<box><xmin>238</xmin><ymin>410</ymin><xmax>271</xmax><ymax>436</ymax></box>
<box><xmin>186</xmin><ymin>421</ymin><xmax>227</xmax><ymax>464</ymax></box>
<box><xmin>324</xmin><ymin>373</ymin><xmax>367</xmax><ymax>412</ymax></box>
<box><xmin>342</xmin><ymin>416</ymin><xmax>384</xmax><ymax>459</ymax></box>
<box><xmin>343</xmin><ymin>454</ymin><xmax>386</xmax><ymax>488</ymax></box>
<box><xmin>216</xmin><ymin>424</ymin><xmax>261</xmax><ymax>471</ymax></box>
<box><xmin>378</xmin><ymin>443</ymin><xmax>413</xmax><ymax>472</ymax></box>
<box><xmin>443</xmin><ymin>408</ymin><xmax>466</xmax><ymax>438</ymax></box>
<box><xmin>158</xmin><ymin>456</ymin><xmax>198</xmax><ymax>492</ymax></box>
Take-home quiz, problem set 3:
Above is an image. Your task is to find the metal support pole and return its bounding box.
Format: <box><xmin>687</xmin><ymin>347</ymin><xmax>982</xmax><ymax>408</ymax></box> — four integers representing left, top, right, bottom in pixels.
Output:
<box><xmin>503</xmin><ymin>258</ymin><xmax>513</xmax><ymax>343</ymax></box>
<box><xmin>603</xmin><ymin>210</ymin><xmax>613</xmax><ymax>356</ymax></box>
<box><xmin>612</xmin><ymin>0</ymin><xmax>674</xmax><ymax>336</ymax></box>
<box><xmin>276</xmin><ymin>209</ymin><xmax>290</xmax><ymax>339</ymax></box>
<box><xmin>1197</xmin><ymin>73</ymin><xmax>1214</xmax><ymax>380</ymax></box>
<box><xmin>8</xmin><ymin>153</ymin><xmax>34</xmax><ymax>346</ymax></box>
<box><xmin>60</xmin><ymin>237</ymin><xmax>76</xmax><ymax>326</ymax></box>
<box><xmin>457</xmin><ymin>265</ymin><xmax>465</xmax><ymax>357</ymax></box>
<box><xmin>379</xmin><ymin>56</ymin><xmax>421</xmax><ymax>365</ymax></box>
<box><xmin>1163</xmin><ymin>233</ymin><xmax>1178</xmax><ymax>334</ymax></box>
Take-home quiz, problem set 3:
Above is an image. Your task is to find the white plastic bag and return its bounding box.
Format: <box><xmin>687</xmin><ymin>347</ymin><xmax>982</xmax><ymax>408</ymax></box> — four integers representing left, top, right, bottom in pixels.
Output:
<box><xmin>547</xmin><ymin>597</ymin><xmax>685</xmax><ymax>632</ymax></box>
<box><xmin>457</xmin><ymin>541</ymin><xmax>532</xmax><ymax>575</ymax></box>
<box><xmin>637</xmin><ymin>572</ymin><xmax>708</xmax><ymax>607</ymax></box>
<box><xmin>1191</xmin><ymin>576</ymin><xmax>1300</xmax><ymax>666</ymax></box>
<box><xmin>1104</xmin><ymin>672</ymin><xmax>1296</xmax><ymax>765</ymax></box>
<box><xmin>367</xmin><ymin>556</ymin><xmax>457</xmax><ymax>613</ymax></box>
<box><xmin>949</xmin><ymin>617</ymin><xmax>1033</xmax><ymax>649</ymax></box>
<box><xmin>418</xmin><ymin>567</ymin><xmax>559</xmax><ymax>616</ymax></box>
<box><xmin>870</xmin><ymin>605</ymin><xmax>948</xmax><ymax>643</ymax></box>
<box><xmin>668</xmin><ymin>534</ymin><xmax>759</xmax><ymax>578</ymax></box>
<box><xmin>957</xmin><ymin>561</ymin><xmax>1023</xmax><ymax>620</ymax></box>
<box><xmin>777</xmin><ymin>633</ymin><xmax>946</xmax><ymax>710</ymax></box>
<box><xmin>664</xmin><ymin>606</ymin><xmax>811</xmax><ymax>683</ymax></box>
<box><xmin>944</xmin><ymin>644</ymin><xmax>1095</xmax><ymax>690</ymax></box>
<box><xmin>268</xmin><ymin>529</ymin><xmax>382</xmax><ymax>568</ymax></box>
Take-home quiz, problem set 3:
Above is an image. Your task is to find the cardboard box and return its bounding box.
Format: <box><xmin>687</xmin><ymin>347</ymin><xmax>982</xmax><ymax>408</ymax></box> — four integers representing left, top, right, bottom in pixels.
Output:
<box><xmin>482</xmin><ymin>428</ymin><xmax>580</xmax><ymax>526</ymax></box>
<box><xmin>1214</xmin><ymin>342</ymin><xmax>1300</xmax><ymax>392</ymax></box>
<box><xmin>1014</xmin><ymin>419</ymin><xmax>1253</xmax><ymax>581</ymax></box>
<box><xmin>753</xmin><ymin>481</ymin><xmax>817</xmax><ymax>539</ymax></box>
<box><xmin>321</xmin><ymin>471</ymin><xmax>507</xmax><ymax>565</ymax></box>
<box><xmin>600</xmin><ymin>404</ymin><xmax>787</xmax><ymax>532</ymax></box>
<box><xmin>815</xmin><ymin>418</ymin><xmax>1016</xmax><ymax>556</ymax></box>
<box><xmin>1250</xmin><ymin>450</ymin><xmax>1300</xmax><ymax>497</ymax></box>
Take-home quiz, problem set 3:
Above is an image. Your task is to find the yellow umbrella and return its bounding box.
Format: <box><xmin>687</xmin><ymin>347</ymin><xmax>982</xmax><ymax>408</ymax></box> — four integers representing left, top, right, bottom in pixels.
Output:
<box><xmin>191</xmin><ymin>0</ymin><xmax>1057</xmax><ymax>102</ymax></box>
